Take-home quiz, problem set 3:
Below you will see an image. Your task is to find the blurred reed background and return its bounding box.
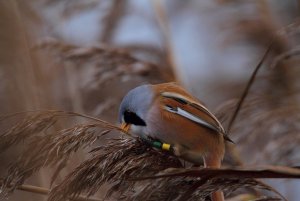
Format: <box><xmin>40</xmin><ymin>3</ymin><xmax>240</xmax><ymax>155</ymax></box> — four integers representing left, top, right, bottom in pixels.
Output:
<box><xmin>0</xmin><ymin>0</ymin><xmax>300</xmax><ymax>200</ymax></box>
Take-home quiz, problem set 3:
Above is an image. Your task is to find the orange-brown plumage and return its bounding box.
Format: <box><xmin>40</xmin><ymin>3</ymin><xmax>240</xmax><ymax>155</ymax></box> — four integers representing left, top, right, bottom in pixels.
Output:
<box><xmin>149</xmin><ymin>83</ymin><xmax>225</xmax><ymax>167</ymax></box>
<box><xmin>119</xmin><ymin>82</ymin><xmax>227</xmax><ymax>201</ymax></box>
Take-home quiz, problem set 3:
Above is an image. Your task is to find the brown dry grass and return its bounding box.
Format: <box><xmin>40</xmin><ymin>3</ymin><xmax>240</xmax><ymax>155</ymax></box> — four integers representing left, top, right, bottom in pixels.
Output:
<box><xmin>1</xmin><ymin>110</ymin><xmax>299</xmax><ymax>201</ymax></box>
<box><xmin>1</xmin><ymin>1</ymin><xmax>300</xmax><ymax>201</ymax></box>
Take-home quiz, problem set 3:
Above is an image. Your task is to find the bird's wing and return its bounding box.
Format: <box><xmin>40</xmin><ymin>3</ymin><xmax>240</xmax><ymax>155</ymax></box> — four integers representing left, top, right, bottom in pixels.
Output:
<box><xmin>161</xmin><ymin>91</ymin><xmax>225</xmax><ymax>135</ymax></box>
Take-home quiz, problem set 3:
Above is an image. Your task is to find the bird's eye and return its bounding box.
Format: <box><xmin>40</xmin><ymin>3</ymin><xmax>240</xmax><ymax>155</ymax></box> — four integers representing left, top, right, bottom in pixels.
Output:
<box><xmin>123</xmin><ymin>110</ymin><xmax>146</xmax><ymax>126</ymax></box>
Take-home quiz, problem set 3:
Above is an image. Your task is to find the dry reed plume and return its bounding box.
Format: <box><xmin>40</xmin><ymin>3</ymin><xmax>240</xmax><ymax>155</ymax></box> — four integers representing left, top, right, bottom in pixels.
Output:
<box><xmin>0</xmin><ymin>110</ymin><xmax>121</xmax><ymax>196</ymax></box>
<box><xmin>34</xmin><ymin>39</ymin><xmax>168</xmax><ymax>86</ymax></box>
<box><xmin>0</xmin><ymin>109</ymin><xmax>299</xmax><ymax>201</ymax></box>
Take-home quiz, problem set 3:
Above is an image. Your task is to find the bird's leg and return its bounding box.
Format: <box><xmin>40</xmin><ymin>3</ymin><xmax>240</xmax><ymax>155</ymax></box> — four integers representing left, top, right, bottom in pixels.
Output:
<box><xmin>211</xmin><ymin>190</ymin><xmax>224</xmax><ymax>201</ymax></box>
<box><xmin>203</xmin><ymin>155</ymin><xmax>225</xmax><ymax>201</ymax></box>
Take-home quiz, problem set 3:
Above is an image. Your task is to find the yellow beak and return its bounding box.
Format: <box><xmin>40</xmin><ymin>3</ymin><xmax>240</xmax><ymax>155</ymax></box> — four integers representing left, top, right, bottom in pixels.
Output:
<box><xmin>120</xmin><ymin>123</ymin><xmax>130</xmax><ymax>133</ymax></box>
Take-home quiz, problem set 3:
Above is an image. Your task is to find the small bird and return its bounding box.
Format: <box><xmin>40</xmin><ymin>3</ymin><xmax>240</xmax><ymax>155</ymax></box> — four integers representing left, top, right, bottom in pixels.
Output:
<box><xmin>119</xmin><ymin>83</ymin><xmax>230</xmax><ymax>201</ymax></box>
<box><xmin>119</xmin><ymin>82</ymin><xmax>232</xmax><ymax>165</ymax></box>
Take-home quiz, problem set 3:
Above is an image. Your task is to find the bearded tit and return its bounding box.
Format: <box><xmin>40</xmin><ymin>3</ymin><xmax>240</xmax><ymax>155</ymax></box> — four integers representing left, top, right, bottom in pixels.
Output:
<box><xmin>118</xmin><ymin>82</ymin><xmax>232</xmax><ymax>168</ymax></box>
<box><xmin>119</xmin><ymin>83</ymin><xmax>231</xmax><ymax>201</ymax></box>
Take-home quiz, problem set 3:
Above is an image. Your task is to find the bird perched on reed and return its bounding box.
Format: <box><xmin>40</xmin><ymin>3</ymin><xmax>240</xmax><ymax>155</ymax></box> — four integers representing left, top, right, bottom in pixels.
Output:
<box><xmin>119</xmin><ymin>82</ymin><xmax>232</xmax><ymax>201</ymax></box>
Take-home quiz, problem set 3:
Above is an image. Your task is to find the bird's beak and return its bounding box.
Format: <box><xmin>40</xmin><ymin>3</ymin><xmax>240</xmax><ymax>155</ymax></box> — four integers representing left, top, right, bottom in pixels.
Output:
<box><xmin>120</xmin><ymin>123</ymin><xmax>130</xmax><ymax>133</ymax></box>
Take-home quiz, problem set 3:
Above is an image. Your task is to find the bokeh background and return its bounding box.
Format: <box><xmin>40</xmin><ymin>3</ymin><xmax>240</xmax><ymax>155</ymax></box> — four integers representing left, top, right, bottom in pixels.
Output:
<box><xmin>1</xmin><ymin>0</ymin><xmax>300</xmax><ymax>200</ymax></box>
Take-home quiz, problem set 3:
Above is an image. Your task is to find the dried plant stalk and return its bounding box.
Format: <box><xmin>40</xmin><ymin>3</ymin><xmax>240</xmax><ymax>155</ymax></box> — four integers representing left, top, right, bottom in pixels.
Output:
<box><xmin>14</xmin><ymin>184</ymin><xmax>101</xmax><ymax>201</ymax></box>
<box><xmin>0</xmin><ymin>111</ymin><xmax>65</xmax><ymax>152</ymax></box>
<box><xmin>217</xmin><ymin>95</ymin><xmax>300</xmax><ymax>165</ymax></box>
<box><xmin>131</xmin><ymin>177</ymin><xmax>279</xmax><ymax>201</ymax></box>
<box><xmin>48</xmin><ymin>137</ymin><xmax>294</xmax><ymax>201</ymax></box>
<box><xmin>48</xmin><ymin>138</ymin><xmax>182</xmax><ymax>201</ymax></box>
<box><xmin>139</xmin><ymin>166</ymin><xmax>300</xmax><ymax>180</ymax></box>
<box><xmin>0</xmin><ymin>109</ymin><xmax>298</xmax><ymax>201</ymax></box>
<box><xmin>34</xmin><ymin>38</ymin><xmax>162</xmax><ymax>82</ymax></box>
<box><xmin>0</xmin><ymin>110</ymin><xmax>122</xmax><ymax>195</ymax></box>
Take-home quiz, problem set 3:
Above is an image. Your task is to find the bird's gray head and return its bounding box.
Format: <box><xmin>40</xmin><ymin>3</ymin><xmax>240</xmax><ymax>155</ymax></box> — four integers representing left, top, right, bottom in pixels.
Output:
<box><xmin>118</xmin><ymin>84</ymin><xmax>154</xmax><ymax>127</ymax></box>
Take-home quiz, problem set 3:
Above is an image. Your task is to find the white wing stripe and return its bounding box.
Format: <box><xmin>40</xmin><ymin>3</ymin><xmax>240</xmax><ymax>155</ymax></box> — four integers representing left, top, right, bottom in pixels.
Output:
<box><xmin>164</xmin><ymin>106</ymin><xmax>220</xmax><ymax>133</ymax></box>
<box><xmin>161</xmin><ymin>92</ymin><xmax>224</xmax><ymax>132</ymax></box>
